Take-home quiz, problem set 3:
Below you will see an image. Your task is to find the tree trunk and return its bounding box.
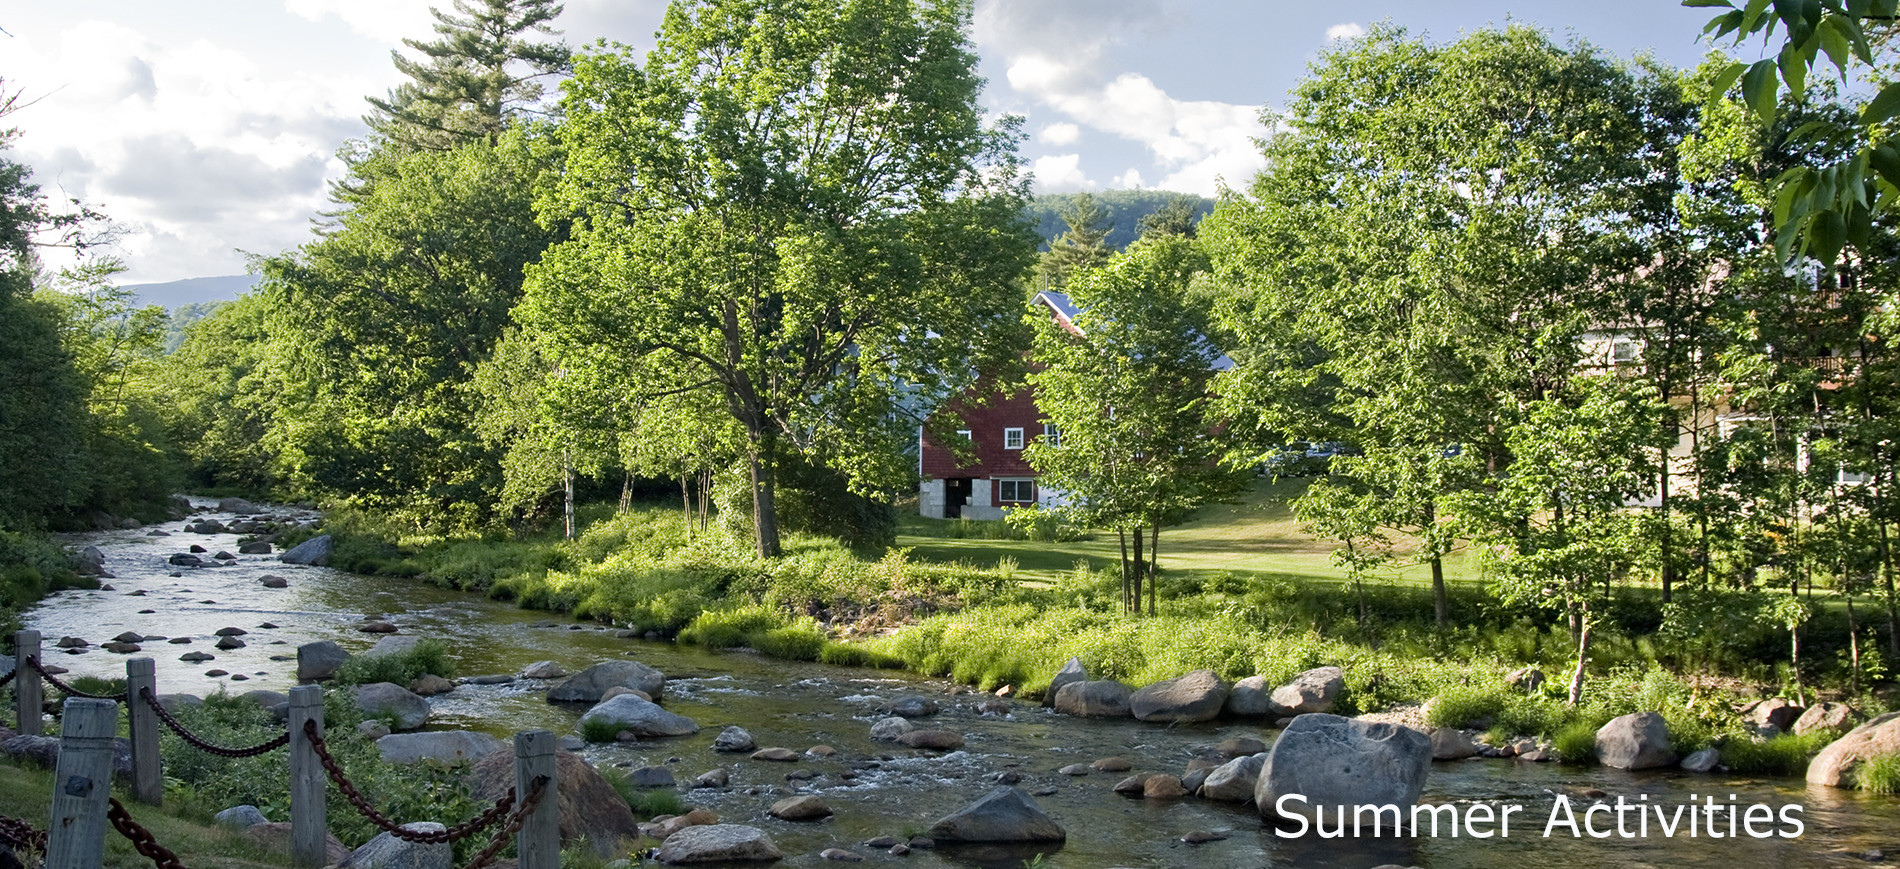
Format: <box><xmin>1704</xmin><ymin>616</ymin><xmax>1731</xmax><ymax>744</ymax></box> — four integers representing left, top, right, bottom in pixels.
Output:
<box><xmin>562</xmin><ymin>449</ymin><xmax>575</xmax><ymax>541</ymax></box>
<box><xmin>680</xmin><ymin>476</ymin><xmax>693</xmax><ymax>535</ymax></box>
<box><xmin>697</xmin><ymin>468</ymin><xmax>712</xmax><ymax>533</ymax></box>
<box><xmin>1848</xmin><ymin>591</ymin><xmax>1861</xmax><ymax>694</ymax></box>
<box><xmin>1431</xmin><ymin>555</ymin><xmax>1447</xmax><ymax>628</ymax></box>
<box><xmin>1148</xmin><ymin>524</ymin><xmax>1159</xmax><ymax>617</ymax></box>
<box><xmin>1131</xmin><ymin>527</ymin><xmax>1146</xmax><ymax>618</ymax></box>
<box><xmin>1791</xmin><ymin>615</ymin><xmax>1805</xmax><ymax>706</ymax></box>
<box><xmin>1117</xmin><ymin>530</ymin><xmax>1132</xmax><ymax>614</ymax></box>
<box><xmin>619</xmin><ymin>473</ymin><xmax>633</xmax><ymax>515</ymax></box>
<box><xmin>748</xmin><ymin>429</ymin><xmax>781</xmax><ymax>558</ymax></box>
<box><xmin>1567</xmin><ymin>603</ymin><xmax>1592</xmax><ymax>706</ymax></box>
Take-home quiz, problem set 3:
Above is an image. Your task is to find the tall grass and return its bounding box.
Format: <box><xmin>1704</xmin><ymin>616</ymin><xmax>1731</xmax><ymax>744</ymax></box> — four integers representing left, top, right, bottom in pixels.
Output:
<box><xmin>1719</xmin><ymin>732</ymin><xmax>1837</xmax><ymax>776</ymax></box>
<box><xmin>333</xmin><ymin>639</ymin><xmax>456</xmax><ymax>686</ymax></box>
<box><xmin>1859</xmin><ymin>752</ymin><xmax>1900</xmax><ymax>794</ymax></box>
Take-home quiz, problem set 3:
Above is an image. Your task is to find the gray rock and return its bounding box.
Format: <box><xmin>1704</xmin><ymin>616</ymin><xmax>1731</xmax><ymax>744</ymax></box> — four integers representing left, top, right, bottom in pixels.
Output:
<box><xmin>1742</xmin><ymin>698</ymin><xmax>1805</xmax><ymax>734</ymax></box>
<box><xmin>239</xmin><ymin>690</ymin><xmax>288</xmax><ymax>710</ymax></box>
<box><xmin>462</xmin><ymin>674</ymin><xmax>516</xmax><ymax>685</ymax></box>
<box><xmin>259</xmin><ymin>575</ymin><xmax>289</xmax><ymax>588</ymax></box>
<box><xmin>768</xmin><ymin>795</ymin><xmax>832</xmax><ymax>821</ymax></box>
<box><xmin>927</xmin><ymin>787</ymin><xmax>1066</xmax><ymax>843</ymax></box>
<box><xmin>215</xmin><ymin>637</ymin><xmax>245</xmax><ymax>650</ymax></box>
<box><xmin>578</xmin><ymin>693</ymin><xmax>698</xmax><ymax>738</ymax></box>
<box><xmin>238</xmin><ymin>541</ymin><xmax>274</xmax><ymax>555</ymax></box>
<box><xmin>1052</xmin><ymin>680</ymin><xmax>1131</xmax><ymax>718</ymax></box>
<box><xmin>1225</xmin><ymin>675</ymin><xmax>1273</xmax><ymax>717</ymax></box>
<box><xmin>695</xmin><ymin>769</ymin><xmax>730</xmax><ymax>788</ymax></box>
<box><xmin>180</xmin><ymin>651</ymin><xmax>214</xmax><ymax>663</ymax></box>
<box><xmin>1595</xmin><ymin>712</ymin><xmax>1677</xmax><ymax>770</ymax></box>
<box><xmin>750</xmin><ymin>747</ymin><xmax>798</xmax><ymax>762</ymax></box>
<box><xmin>78</xmin><ymin>546</ymin><xmax>106</xmax><ymax>570</ymax></box>
<box><xmin>366</xmin><ymin>635</ymin><xmax>421</xmax><ymax>657</ymax></box>
<box><xmin>356</xmin><ymin>721</ymin><xmax>392</xmax><ymax>741</ymax></box>
<box><xmin>877</xmin><ymin>695</ymin><xmax>939</xmax><ymax>718</ymax></box>
<box><xmin>868</xmin><ymin>717</ymin><xmax>913</xmax><ymax>741</ymax></box>
<box><xmin>1267</xmin><ymin>667</ymin><xmax>1344</xmax><ymax>717</ymax></box>
<box><xmin>1201</xmin><ymin>752</ymin><xmax>1268</xmax><ymax>802</ymax></box>
<box><xmin>653</xmin><ymin>824</ymin><xmax>782</xmax><ymax>864</ymax></box>
<box><xmin>1430</xmin><ymin>728</ymin><xmax>1478</xmax><ymax>761</ymax></box>
<box><xmin>168</xmin><ymin>553</ymin><xmax>203</xmax><ymax>567</ymax></box>
<box><xmin>1680</xmin><ymin>748</ymin><xmax>1720</xmax><ymax>773</ymax></box>
<box><xmin>155</xmin><ymin>694</ymin><xmax>202</xmax><ymax>713</ymax></box>
<box><xmin>1256</xmin><ymin>713</ymin><xmax>1431</xmax><ymax>823</ymax></box>
<box><xmin>409</xmin><ymin>674</ymin><xmax>455</xmax><ymax>696</ymax></box>
<box><xmin>896</xmin><ymin>729</ymin><xmax>964</xmax><ymax>751</ymax></box>
<box><xmin>297</xmin><ymin>641</ymin><xmax>349</xmax><ymax>682</ymax></box>
<box><xmin>630</xmin><ymin>765</ymin><xmax>676</xmax><ymax>788</ymax></box>
<box><xmin>1043</xmin><ymin>657</ymin><xmax>1089</xmax><ymax>707</ymax></box>
<box><xmin>337</xmin><ymin>822</ymin><xmax>450</xmax><ymax>869</ymax></box>
<box><xmin>713</xmin><ymin>726</ymin><xmax>756</xmax><ymax>753</ymax></box>
<box><xmin>279</xmin><ymin>535</ymin><xmax>333</xmax><ymax>566</ymax></box>
<box><xmin>218</xmin><ymin>497</ymin><xmax>261</xmax><ymax>514</ymax></box>
<box><xmin>1057</xmin><ymin>764</ymin><xmax>1090</xmax><ymax>775</ymax></box>
<box><xmin>1129</xmin><ymin>669</ymin><xmax>1228</xmax><ymax>722</ymax></box>
<box><xmin>0</xmin><ymin>734</ymin><xmax>133</xmax><ymax>779</ymax></box>
<box><xmin>520</xmin><ymin>660</ymin><xmax>567</xmax><ymax>679</ymax></box>
<box><xmin>376</xmin><ymin>731</ymin><xmax>504</xmax><ymax>764</ymax></box>
<box><xmin>355</xmin><ymin>683</ymin><xmax>430</xmax><ymax>732</ymax></box>
<box><xmin>214</xmin><ymin>805</ymin><xmax>268</xmax><ymax>830</ymax></box>
<box><xmin>215</xmin><ymin>627</ymin><xmax>248</xmax><ymax>637</ymax></box>
<box><xmin>549</xmin><ymin>660</ymin><xmax>665</xmax><ymax>703</ymax></box>
<box><xmin>819</xmin><ymin>848</ymin><xmax>862</xmax><ymax>862</ymax></box>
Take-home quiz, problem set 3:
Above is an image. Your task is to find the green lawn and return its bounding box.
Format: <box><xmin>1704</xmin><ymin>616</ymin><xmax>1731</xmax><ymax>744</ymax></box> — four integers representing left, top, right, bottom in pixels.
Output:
<box><xmin>896</xmin><ymin>476</ymin><xmax>1485</xmax><ymax>587</ymax></box>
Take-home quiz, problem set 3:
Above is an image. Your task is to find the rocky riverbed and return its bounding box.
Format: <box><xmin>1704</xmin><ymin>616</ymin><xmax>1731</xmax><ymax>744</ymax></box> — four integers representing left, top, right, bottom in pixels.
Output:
<box><xmin>20</xmin><ymin>500</ymin><xmax>1900</xmax><ymax>868</ymax></box>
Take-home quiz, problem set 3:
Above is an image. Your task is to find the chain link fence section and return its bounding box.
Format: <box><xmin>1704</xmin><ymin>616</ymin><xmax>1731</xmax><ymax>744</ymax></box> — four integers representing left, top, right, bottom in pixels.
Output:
<box><xmin>0</xmin><ymin>814</ymin><xmax>46</xmax><ymax>855</ymax></box>
<box><xmin>139</xmin><ymin>688</ymin><xmax>289</xmax><ymax>758</ymax></box>
<box><xmin>107</xmin><ymin>798</ymin><xmax>191</xmax><ymax>869</ymax></box>
<box><xmin>28</xmin><ymin>656</ymin><xmax>129</xmax><ymax>702</ymax></box>
<box><xmin>302</xmin><ymin>720</ymin><xmax>521</xmax><ymax>845</ymax></box>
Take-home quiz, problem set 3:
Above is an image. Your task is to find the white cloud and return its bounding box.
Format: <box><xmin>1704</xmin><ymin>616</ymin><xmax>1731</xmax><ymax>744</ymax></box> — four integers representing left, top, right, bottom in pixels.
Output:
<box><xmin>1038</xmin><ymin>123</ymin><xmax>1080</xmax><ymax>146</ymax></box>
<box><xmin>1015</xmin><ymin>72</ymin><xmax>1266</xmax><ymax>197</ymax></box>
<box><xmin>1115</xmin><ymin>167</ymin><xmax>1145</xmax><ymax>188</ymax></box>
<box><xmin>1326</xmin><ymin>22</ymin><xmax>1367</xmax><ymax>41</ymax></box>
<box><xmin>284</xmin><ymin>0</ymin><xmax>437</xmax><ymax>45</ymax></box>
<box><xmin>1032</xmin><ymin>154</ymin><xmax>1096</xmax><ymax>192</ymax></box>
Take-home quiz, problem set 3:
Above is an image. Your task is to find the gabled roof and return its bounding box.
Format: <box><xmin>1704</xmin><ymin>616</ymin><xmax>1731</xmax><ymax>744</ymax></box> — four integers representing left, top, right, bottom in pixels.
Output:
<box><xmin>1032</xmin><ymin>289</ymin><xmax>1234</xmax><ymax>371</ymax></box>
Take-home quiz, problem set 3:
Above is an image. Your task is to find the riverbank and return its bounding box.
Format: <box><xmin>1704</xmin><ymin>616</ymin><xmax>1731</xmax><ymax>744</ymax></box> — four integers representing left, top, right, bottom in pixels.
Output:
<box><xmin>282</xmin><ymin>499</ymin><xmax>1899</xmax><ymax>769</ymax></box>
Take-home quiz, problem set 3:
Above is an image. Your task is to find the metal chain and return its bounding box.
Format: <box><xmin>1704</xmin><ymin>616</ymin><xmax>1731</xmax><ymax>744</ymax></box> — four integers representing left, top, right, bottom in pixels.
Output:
<box><xmin>458</xmin><ymin>775</ymin><xmax>549</xmax><ymax>869</ymax></box>
<box><xmin>29</xmin><ymin>656</ymin><xmax>128</xmax><ymax>702</ymax></box>
<box><xmin>0</xmin><ymin>667</ymin><xmax>15</xmax><ymax>688</ymax></box>
<box><xmin>108</xmin><ymin>798</ymin><xmax>191</xmax><ymax>869</ymax></box>
<box><xmin>140</xmin><ymin>688</ymin><xmax>289</xmax><ymax>758</ymax></box>
<box><xmin>0</xmin><ymin>814</ymin><xmax>46</xmax><ymax>854</ymax></box>
<box><xmin>302</xmin><ymin>721</ymin><xmax>518</xmax><ymax>844</ymax></box>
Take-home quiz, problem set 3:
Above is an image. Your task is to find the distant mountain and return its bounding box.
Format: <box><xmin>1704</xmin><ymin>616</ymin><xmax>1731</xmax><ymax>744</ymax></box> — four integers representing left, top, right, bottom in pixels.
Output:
<box><xmin>122</xmin><ymin>274</ymin><xmax>256</xmax><ymax>309</ymax></box>
<box><xmin>1025</xmin><ymin>190</ymin><xmax>1215</xmax><ymax>251</ymax></box>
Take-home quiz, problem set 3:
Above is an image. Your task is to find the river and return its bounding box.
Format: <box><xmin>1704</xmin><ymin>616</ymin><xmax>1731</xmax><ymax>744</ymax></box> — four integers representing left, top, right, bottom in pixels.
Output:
<box><xmin>27</xmin><ymin>501</ymin><xmax>1900</xmax><ymax>868</ymax></box>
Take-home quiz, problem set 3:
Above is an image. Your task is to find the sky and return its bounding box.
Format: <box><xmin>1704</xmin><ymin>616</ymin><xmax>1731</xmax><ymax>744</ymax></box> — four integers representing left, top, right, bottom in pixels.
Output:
<box><xmin>1</xmin><ymin>1</ymin><xmax>1733</xmax><ymax>284</ymax></box>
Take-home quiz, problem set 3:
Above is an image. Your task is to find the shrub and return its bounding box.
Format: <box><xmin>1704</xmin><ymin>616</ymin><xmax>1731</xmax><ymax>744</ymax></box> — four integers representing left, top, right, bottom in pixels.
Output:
<box><xmin>333</xmin><ymin>639</ymin><xmax>456</xmax><ymax>686</ymax></box>
<box><xmin>1426</xmin><ymin>686</ymin><xmax>1509</xmax><ymax>729</ymax></box>
<box><xmin>581</xmin><ymin>716</ymin><xmax>624</xmax><ymax>744</ymax></box>
<box><xmin>1859</xmin><ymin>751</ymin><xmax>1900</xmax><ymax>794</ymax></box>
<box><xmin>679</xmin><ymin>605</ymin><xmax>788</xmax><ymax>649</ymax></box>
<box><xmin>1719</xmin><ymin>732</ymin><xmax>1835</xmax><ymax>776</ymax></box>
<box><xmin>1552</xmin><ymin>720</ymin><xmax>1600</xmax><ymax>765</ymax></box>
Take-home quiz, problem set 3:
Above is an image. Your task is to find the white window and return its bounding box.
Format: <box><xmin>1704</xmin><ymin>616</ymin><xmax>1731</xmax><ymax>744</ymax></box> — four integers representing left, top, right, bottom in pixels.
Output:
<box><xmin>997</xmin><ymin>478</ymin><xmax>1034</xmax><ymax>502</ymax></box>
<box><xmin>955</xmin><ymin>429</ymin><xmax>971</xmax><ymax>443</ymax></box>
<box><xmin>1004</xmin><ymin>427</ymin><xmax>1024</xmax><ymax>450</ymax></box>
<box><xmin>1043</xmin><ymin>423</ymin><xmax>1061</xmax><ymax>447</ymax></box>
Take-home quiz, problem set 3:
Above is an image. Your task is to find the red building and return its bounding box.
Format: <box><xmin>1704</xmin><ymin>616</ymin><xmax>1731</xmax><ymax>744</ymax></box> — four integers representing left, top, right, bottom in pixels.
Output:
<box><xmin>916</xmin><ymin>291</ymin><xmax>1077</xmax><ymax>519</ymax></box>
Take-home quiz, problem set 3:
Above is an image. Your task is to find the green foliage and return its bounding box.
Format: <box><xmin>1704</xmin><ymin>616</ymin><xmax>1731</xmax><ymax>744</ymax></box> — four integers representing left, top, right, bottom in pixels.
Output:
<box><xmin>1024</xmin><ymin>190</ymin><xmax>1213</xmax><ymax>251</ymax></box>
<box><xmin>1552</xmin><ymin>720</ymin><xmax>1601</xmax><ymax>765</ymax></box>
<box><xmin>332</xmin><ymin>639</ymin><xmax>457</xmax><ymax>686</ymax></box>
<box><xmin>1001</xmin><ymin>506</ymin><xmax>1092</xmax><ymax>542</ymax></box>
<box><xmin>625</xmin><ymin>788</ymin><xmax>686</xmax><ymax>820</ymax></box>
<box><xmin>1858</xmin><ymin>751</ymin><xmax>1900</xmax><ymax>795</ymax></box>
<box><xmin>1719</xmin><ymin>731</ymin><xmax>1837</xmax><ymax>776</ymax></box>
<box><xmin>579</xmin><ymin>716</ymin><xmax>624</xmax><ymax>744</ymax></box>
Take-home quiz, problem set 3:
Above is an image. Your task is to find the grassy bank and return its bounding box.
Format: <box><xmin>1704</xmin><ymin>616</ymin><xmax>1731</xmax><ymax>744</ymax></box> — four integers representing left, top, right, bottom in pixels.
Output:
<box><xmin>287</xmin><ymin>482</ymin><xmax>1895</xmax><ymax>756</ymax></box>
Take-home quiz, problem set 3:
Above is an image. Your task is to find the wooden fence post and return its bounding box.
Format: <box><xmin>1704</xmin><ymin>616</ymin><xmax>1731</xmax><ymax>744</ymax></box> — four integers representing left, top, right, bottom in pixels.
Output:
<box><xmin>514</xmin><ymin>730</ymin><xmax>558</xmax><ymax>869</ymax></box>
<box><xmin>14</xmin><ymin>629</ymin><xmax>40</xmax><ymax>736</ymax></box>
<box><xmin>46</xmin><ymin>698</ymin><xmax>117</xmax><ymax>869</ymax></box>
<box><xmin>126</xmin><ymin>657</ymin><xmax>162</xmax><ymax>805</ymax></box>
<box><xmin>289</xmin><ymin>685</ymin><xmax>326</xmax><ymax>868</ymax></box>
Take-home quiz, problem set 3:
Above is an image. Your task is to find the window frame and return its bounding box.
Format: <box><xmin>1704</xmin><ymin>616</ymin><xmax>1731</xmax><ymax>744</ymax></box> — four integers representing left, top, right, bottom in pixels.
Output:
<box><xmin>996</xmin><ymin>477</ymin><xmax>1035</xmax><ymax>503</ymax></box>
<box><xmin>1003</xmin><ymin>427</ymin><xmax>1025</xmax><ymax>450</ymax></box>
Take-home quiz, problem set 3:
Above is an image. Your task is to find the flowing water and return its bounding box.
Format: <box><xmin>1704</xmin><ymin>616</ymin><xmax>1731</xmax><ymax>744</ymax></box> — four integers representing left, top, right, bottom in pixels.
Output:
<box><xmin>27</xmin><ymin>502</ymin><xmax>1900</xmax><ymax>868</ymax></box>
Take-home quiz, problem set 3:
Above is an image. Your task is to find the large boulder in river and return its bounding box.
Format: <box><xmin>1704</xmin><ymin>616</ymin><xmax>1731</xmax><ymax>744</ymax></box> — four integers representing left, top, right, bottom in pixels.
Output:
<box><xmin>653</xmin><ymin>824</ymin><xmax>782</xmax><ymax>864</ymax></box>
<box><xmin>1200</xmin><ymin>752</ymin><xmax>1267</xmax><ymax>802</ymax></box>
<box><xmin>471</xmin><ymin>747</ymin><xmax>639</xmax><ymax>858</ymax></box>
<box><xmin>279</xmin><ymin>535</ymin><xmax>333</xmax><ymax>567</ymax></box>
<box><xmin>548</xmin><ymin>660</ymin><xmax>665</xmax><ymax>703</ymax></box>
<box><xmin>1225</xmin><ymin>675</ymin><xmax>1272</xmax><ymax>717</ymax></box>
<box><xmin>297</xmin><ymin>641</ymin><xmax>349</xmax><ymax>682</ymax></box>
<box><xmin>1042</xmin><ymin>657</ymin><xmax>1088</xmax><ymax>707</ymax></box>
<box><xmin>578</xmin><ymin>694</ymin><xmax>698</xmax><ymax>738</ymax></box>
<box><xmin>1430</xmin><ymin>728</ymin><xmax>1478</xmax><ymax>761</ymax></box>
<box><xmin>928</xmin><ymin>787</ymin><xmax>1066</xmax><ymax>843</ymax></box>
<box><xmin>1053</xmin><ymin>680</ymin><xmax>1132</xmax><ymax>718</ymax></box>
<box><xmin>1255</xmin><ymin>714</ymin><xmax>1431</xmax><ymax>822</ymax></box>
<box><xmin>218</xmin><ymin>497</ymin><xmax>261</xmax><ymax>515</ymax></box>
<box><xmin>375</xmin><ymin>731</ymin><xmax>503</xmax><ymax>765</ymax></box>
<box><xmin>1741</xmin><ymin>698</ymin><xmax>1805</xmax><ymax>735</ymax></box>
<box><xmin>1808</xmin><ymin>712</ymin><xmax>1900</xmax><ymax>788</ymax></box>
<box><xmin>354</xmin><ymin>683</ymin><xmax>429</xmax><ymax>732</ymax></box>
<box><xmin>1130</xmin><ymin>670</ymin><xmax>1228</xmax><ymax>722</ymax></box>
<box><xmin>1595</xmin><ymin>711</ymin><xmax>1676</xmax><ymax>770</ymax></box>
<box><xmin>1266</xmin><ymin>667</ymin><xmax>1344</xmax><ymax>717</ymax></box>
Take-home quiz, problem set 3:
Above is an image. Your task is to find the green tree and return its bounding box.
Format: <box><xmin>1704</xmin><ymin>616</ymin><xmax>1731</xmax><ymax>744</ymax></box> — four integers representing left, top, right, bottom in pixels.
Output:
<box><xmin>521</xmin><ymin>0</ymin><xmax>1037</xmax><ymax>557</ymax></box>
<box><xmin>1035</xmin><ymin>192</ymin><xmax>1112</xmax><ymax>291</ymax></box>
<box><xmin>1023</xmin><ymin>234</ymin><xmax>1240</xmax><ymax>614</ymax></box>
